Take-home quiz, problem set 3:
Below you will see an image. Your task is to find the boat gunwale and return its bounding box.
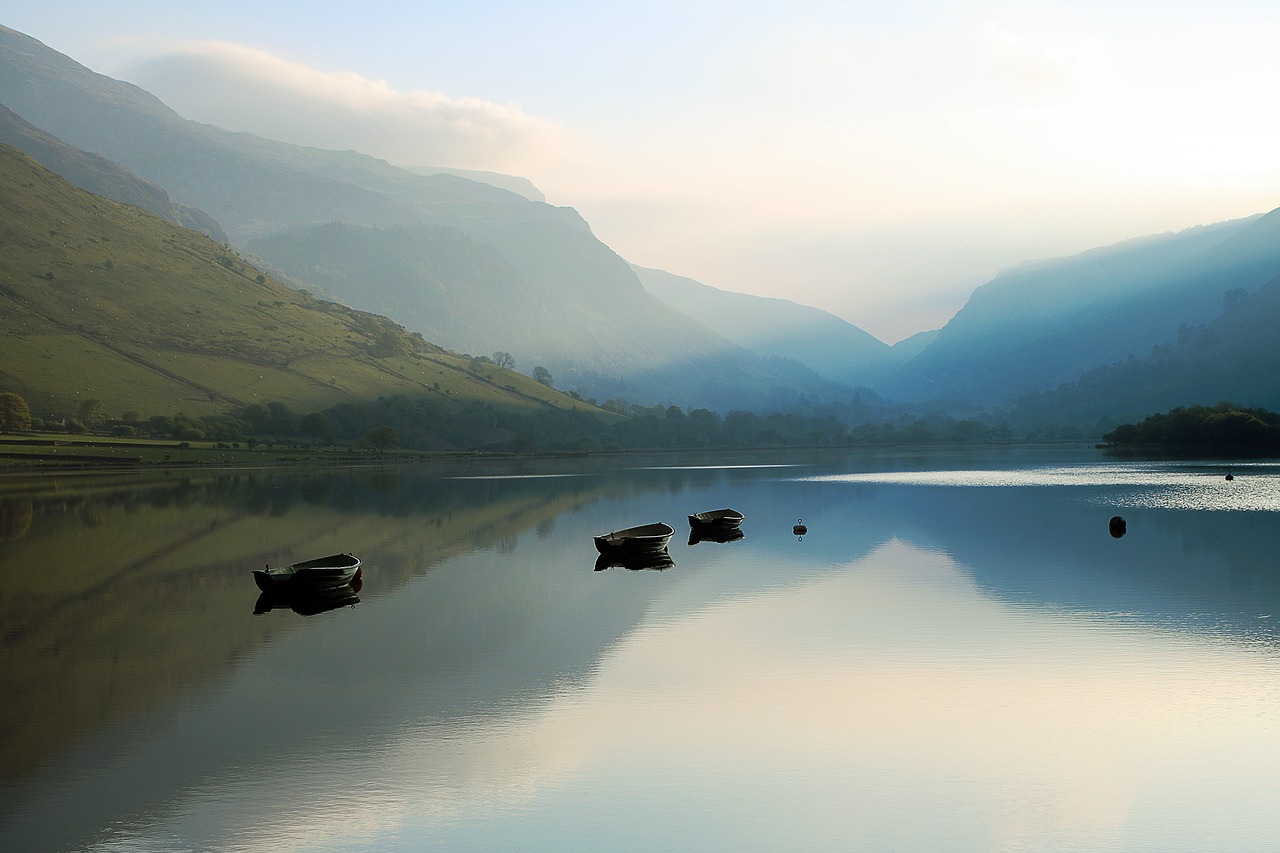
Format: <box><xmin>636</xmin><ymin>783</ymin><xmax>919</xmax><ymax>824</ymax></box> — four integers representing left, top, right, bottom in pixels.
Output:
<box><xmin>253</xmin><ymin>552</ymin><xmax>361</xmax><ymax>591</ymax></box>
<box><xmin>593</xmin><ymin>521</ymin><xmax>675</xmax><ymax>553</ymax></box>
<box><xmin>687</xmin><ymin>508</ymin><xmax>745</xmax><ymax>528</ymax></box>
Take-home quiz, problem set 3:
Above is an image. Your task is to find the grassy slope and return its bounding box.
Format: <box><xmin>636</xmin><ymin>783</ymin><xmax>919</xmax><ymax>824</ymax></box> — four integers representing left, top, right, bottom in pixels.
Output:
<box><xmin>0</xmin><ymin>145</ymin><xmax>596</xmax><ymax>420</ymax></box>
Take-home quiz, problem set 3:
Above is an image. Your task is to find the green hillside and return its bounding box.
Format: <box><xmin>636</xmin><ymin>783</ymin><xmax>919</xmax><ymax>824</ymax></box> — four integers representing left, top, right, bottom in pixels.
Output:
<box><xmin>0</xmin><ymin>26</ymin><xmax>846</xmax><ymax>411</ymax></box>
<box><xmin>0</xmin><ymin>145</ymin><xmax>593</xmax><ymax>422</ymax></box>
<box><xmin>0</xmin><ymin>102</ymin><xmax>226</xmax><ymax>242</ymax></box>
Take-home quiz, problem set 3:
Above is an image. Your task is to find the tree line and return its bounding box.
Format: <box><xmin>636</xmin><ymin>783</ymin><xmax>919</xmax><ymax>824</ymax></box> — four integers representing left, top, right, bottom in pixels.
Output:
<box><xmin>1102</xmin><ymin>402</ymin><xmax>1280</xmax><ymax>450</ymax></box>
<box><xmin>0</xmin><ymin>390</ymin><xmax>1026</xmax><ymax>452</ymax></box>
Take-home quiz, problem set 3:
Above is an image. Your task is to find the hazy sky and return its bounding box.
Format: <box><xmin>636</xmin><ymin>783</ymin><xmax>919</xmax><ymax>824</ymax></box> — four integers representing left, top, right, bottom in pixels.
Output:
<box><xmin>8</xmin><ymin>1</ymin><xmax>1280</xmax><ymax>342</ymax></box>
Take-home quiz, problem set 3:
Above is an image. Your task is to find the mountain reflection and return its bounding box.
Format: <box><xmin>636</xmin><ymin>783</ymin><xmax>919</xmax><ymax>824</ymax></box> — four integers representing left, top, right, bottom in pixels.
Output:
<box><xmin>5</xmin><ymin>450</ymin><xmax>1280</xmax><ymax>852</ymax></box>
<box><xmin>0</xmin><ymin>462</ymin><xmax>615</xmax><ymax>787</ymax></box>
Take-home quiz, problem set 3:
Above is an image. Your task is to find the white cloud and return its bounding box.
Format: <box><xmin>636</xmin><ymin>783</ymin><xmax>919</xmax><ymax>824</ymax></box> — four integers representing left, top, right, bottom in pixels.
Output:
<box><xmin>124</xmin><ymin>41</ymin><xmax>583</xmax><ymax>173</ymax></box>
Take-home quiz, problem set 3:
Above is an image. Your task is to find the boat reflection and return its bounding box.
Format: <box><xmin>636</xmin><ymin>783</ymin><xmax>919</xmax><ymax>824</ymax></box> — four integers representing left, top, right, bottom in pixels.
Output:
<box><xmin>688</xmin><ymin>526</ymin><xmax>746</xmax><ymax>546</ymax></box>
<box><xmin>594</xmin><ymin>549</ymin><xmax>675</xmax><ymax>572</ymax></box>
<box><xmin>253</xmin><ymin>576</ymin><xmax>363</xmax><ymax>616</ymax></box>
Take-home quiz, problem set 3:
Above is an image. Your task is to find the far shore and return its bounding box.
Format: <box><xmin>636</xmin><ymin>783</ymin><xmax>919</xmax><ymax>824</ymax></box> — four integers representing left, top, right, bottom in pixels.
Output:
<box><xmin>0</xmin><ymin>431</ymin><xmax>1142</xmax><ymax>477</ymax></box>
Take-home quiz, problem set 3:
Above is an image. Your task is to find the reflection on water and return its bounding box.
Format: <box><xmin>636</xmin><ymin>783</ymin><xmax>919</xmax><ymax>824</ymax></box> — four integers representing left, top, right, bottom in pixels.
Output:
<box><xmin>813</xmin><ymin>460</ymin><xmax>1280</xmax><ymax>511</ymax></box>
<box><xmin>594</xmin><ymin>549</ymin><xmax>676</xmax><ymax>572</ymax></box>
<box><xmin>252</xmin><ymin>577</ymin><xmax>363</xmax><ymax>616</ymax></box>
<box><xmin>688</xmin><ymin>526</ymin><xmax>746</xmax><ymax>546</ymax></box>
<box><xmin>4</xmin><ymin>448</ymin><xmax>1280</xmax><ymax>852</ymax></box>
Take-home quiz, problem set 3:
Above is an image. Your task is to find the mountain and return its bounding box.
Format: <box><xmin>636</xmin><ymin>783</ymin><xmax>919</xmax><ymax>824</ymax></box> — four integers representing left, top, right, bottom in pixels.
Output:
<box><xmin>10</xmin><ymin>23</ymin><xmax>1280</xmax><ymax>425</ymax></box>
<box><xmin>0</xmin><ymin>144</ymin><xmax>589</xmax><ymax>421</ymax></box>
<box><xmin>1006</xmin><ymin>270</ymin><xmax>1280</xmax><ymax>431</ymax></box>
<box><xmin>905</xmin><ymin>213</ymin><xmax>1280</xmax><ymax>404</ymax></box>
<box><xmin>0</xmin><ymin>102</ymin><xmax>226</xmax><ymax>241</ymax></box>
<box><xmin>888</xmin><ymin>329</ymin><xmax>938</xmax><ymax>360</ymax></box>
<box><xmin>400</xmin><ymin>165</ymin><xmax>545</xmax><ymax>202</ymax></box>
<box><xmin>0</xmin><ymin>25</ymin><xmax>834</xmax><ymax>411</ymax></box>
<box><xmin>634</xmin><ymin>266</ymin><xmax>896</xmax><ymax>386</ymax></box>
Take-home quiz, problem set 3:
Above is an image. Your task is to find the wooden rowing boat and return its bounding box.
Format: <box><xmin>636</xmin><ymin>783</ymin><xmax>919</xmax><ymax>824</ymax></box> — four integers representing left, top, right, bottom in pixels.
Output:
<box><xmin>593</xmin><ymin>522</ymin><xmax>675</xmax><ymax>554</ymax></box>
<box><xmin>687</xmin><ymin>508</ymin><xmax>745</xmax><ymax>529</ymax></box>
<box><xmin>252</xmin><ymin>552</ymin><xmax>361</xmax><ymax>591</ymax></box>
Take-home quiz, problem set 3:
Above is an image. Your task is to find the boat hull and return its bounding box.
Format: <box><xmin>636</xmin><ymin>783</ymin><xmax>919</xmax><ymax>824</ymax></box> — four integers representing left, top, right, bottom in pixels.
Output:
<box><xmin>253</xmin><ymin>553</ymin><xmax>361</xmax><ymax>591</ymax></box>
<box><xmin>687</xmin><ymin>508</ymin><xmax>745</xmax><ymax>529</ymax></box>
<box><xmin>593</xmin><ymin>522</ymin><xmax>675</xmax><ymax>555</ymax></box>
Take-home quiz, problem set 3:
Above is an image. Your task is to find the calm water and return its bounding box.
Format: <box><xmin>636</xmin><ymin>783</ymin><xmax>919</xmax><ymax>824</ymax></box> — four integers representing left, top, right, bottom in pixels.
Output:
<box><xmin>4</xmin><ymin>447</ymin><xmax>1280</xmax><ymax>852</ymax></box>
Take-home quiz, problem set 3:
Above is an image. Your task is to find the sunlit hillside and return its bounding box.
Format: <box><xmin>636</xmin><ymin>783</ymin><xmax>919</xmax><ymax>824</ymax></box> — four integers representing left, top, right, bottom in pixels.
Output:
<box><xmin>0</xmin><ymin>144</ymin><xmax>597</xmax><ymax>421</ymax></box>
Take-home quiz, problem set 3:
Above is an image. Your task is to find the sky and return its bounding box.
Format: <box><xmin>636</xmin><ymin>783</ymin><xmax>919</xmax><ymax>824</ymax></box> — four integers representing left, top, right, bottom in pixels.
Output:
<box><xmin>7</xmin><ymin>1</ymin><xmax>1280</xmax><ymax>343</ymax></box>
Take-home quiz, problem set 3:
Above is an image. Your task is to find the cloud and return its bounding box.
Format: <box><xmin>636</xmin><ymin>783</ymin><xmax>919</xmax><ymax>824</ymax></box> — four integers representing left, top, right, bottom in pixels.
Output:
<box><xmin>124</xmin><ymin>40</ymin><xmax>582</xmax><ymax>173</ymax></box>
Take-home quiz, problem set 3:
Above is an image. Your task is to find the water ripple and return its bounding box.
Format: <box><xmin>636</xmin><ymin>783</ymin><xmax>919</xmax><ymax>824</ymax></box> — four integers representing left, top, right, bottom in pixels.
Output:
<box><xmin>806</xmin><ymin>462</ymin><xmax>1280</xmax><ymax>511</ymax></box>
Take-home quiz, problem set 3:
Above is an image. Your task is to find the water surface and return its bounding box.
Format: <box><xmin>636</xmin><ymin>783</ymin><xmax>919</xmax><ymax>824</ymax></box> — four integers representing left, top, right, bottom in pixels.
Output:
<box><xmin>3</xmin><ymin>448</ymin><xmax>1280</xmax><ymax>852</ymax></box>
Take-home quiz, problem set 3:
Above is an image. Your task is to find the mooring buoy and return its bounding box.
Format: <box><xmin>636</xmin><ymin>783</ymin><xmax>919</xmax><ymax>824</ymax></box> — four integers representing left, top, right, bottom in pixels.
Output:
<box><xmin>1108</xmin><ymin>515</ymin><xmax>1127</xmax><ymax>538</ymax></box>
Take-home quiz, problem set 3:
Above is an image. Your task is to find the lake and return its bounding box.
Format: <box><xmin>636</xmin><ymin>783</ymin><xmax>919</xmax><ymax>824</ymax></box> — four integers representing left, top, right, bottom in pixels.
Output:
<box><xmin>3</xmin><ymin>446</ymin><xmax>1280</xmax><ymax>852</ymax></box>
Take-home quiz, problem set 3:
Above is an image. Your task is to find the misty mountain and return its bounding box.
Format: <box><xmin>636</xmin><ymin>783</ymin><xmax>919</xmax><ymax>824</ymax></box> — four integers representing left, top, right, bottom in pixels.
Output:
<box><xmin>1006</xmin><ymin>270</ymin><xmax>1280</xmax><ymax>430</ymax></box>
<box><xmin>905</xmin><ymin>213</ymin><xmax>1280</xmax><ymax>404</ymax></box>
<box><xmin>0</xmin><ymin>102</ymin><xmax>226</xmax><ymax>242</ymax></box>
<box><xmin>400</xmin><ymin>165</ymin><xmax>545</xmax><ymax>202</ymax></box>
<box><xmin>8</xmin><ymin>22</ymin><xmax>1280</xmax><ymax>426</ymax></box>
<box><xmin>0</xmin><ymin>25</ymin><xmax>845</xmax><ymax>410</ymax></box>
<box><xmin>0</xmin><ymin>143</ymin><xmax>588</xmax><ymax>424</ymax></box>
<box><xmin>634</xmin><ymin>265</ymin><xmax>895</xmax><ymax>386</ymax></box>
<box><xmin>888</xmin><ymin>329</ymin><xmax>938</xmax><ymax>361</ymax></box>
<box><xmin>243</xmin><ymin>220</ymin><xmax>850</xmax><ymax>410</ymax></box>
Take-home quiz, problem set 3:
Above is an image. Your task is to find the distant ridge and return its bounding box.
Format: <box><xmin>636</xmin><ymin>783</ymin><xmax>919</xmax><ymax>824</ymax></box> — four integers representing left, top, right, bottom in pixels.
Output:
<box><xmin>400</xmin><ymin>165</ymin><xmax>545</xmax><ymax>202</ymax></box>
<box><xmin>634</xmin><ymin>265</ymin><xmax>902</xmax><ymax>392</ymax></box>
<box><xmin>904</xmin><ymin>213</ymin><xmax>1278</xmax><ymax>403</ymax></box>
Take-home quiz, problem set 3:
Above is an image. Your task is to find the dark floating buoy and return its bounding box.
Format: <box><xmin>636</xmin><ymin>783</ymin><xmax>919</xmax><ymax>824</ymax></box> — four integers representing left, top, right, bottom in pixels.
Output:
<box><xmin>1109</xmin><ymin>515</ymin><xmax>1127</xmax><ymax>539</ymax></box>
<box><xmin>793</xmin><ymin>518</ymin><xmax>808</xmax><ymax>537</ymax></box>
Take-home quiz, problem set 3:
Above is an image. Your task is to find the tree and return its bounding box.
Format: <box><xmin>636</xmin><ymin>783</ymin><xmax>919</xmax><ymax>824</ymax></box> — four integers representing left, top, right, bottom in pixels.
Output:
<box><xmin>239</xmin><ymin>403</ymin><xmax>271</xmax><ymax>433</ymax></box>
<box><xmin>0</xmin><ymin>393</ymin><xmax>32</xmax><ymax>433</ymax></box>
<box><xmin>492</xmin><ymin>351</ymin><xmax>515</xmax><ymax>370</ymax></box>
<box><xmin>358</xmin><ymin>425</ymin><xmax>399</xmax><ymax>453</ymax></box>
<box><xmin>77</xmin><ymin>399</ymin><xmax>105</xmax><ymax>428</ymax></box>
<box><xmin>148</xmin><ymin>414</ymin><xmax>175</xmax><ymax>436</ymax></box>
<box><xmin>301</xmin><ymin>412</ymin><xmax>335</xmax><ymax>445</ymax></box>
<box><xmin>267</xmin><ymin>401</ymin><xmax>298</xmax><ymax>435</ymax></box>
<box><xmin>532</xmin><ymin>366</ymin><xmax>554</xmax><ymax>387</ymax></box>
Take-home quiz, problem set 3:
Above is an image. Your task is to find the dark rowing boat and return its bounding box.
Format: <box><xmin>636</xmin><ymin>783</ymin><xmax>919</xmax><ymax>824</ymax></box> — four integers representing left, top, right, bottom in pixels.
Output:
<box><xmin>687</xmin><ymin>508</ymin><xmax>745</xmax><ymax>529</ymax></box>
<box><xmin>593</xmin><ymin>522</ymin><xmax>675</xmax><ymax>555</ymax></box>
<box><xmin>252</xmin><ymin>552</ymin><xmax>361</xmax><ymax>592</ymax></box>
